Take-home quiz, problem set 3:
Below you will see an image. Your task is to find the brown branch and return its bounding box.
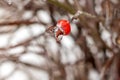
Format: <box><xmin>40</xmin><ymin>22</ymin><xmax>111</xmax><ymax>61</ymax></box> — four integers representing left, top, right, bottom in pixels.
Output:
<box><xmin>0</xmin><ymin>20</ymin><xmax>38</xmax><ymax>26</ymax></box>
<box><xmin>0</xmin><ymin>33</ymin><xmax>45</xmax><ymax>50</ymax></box>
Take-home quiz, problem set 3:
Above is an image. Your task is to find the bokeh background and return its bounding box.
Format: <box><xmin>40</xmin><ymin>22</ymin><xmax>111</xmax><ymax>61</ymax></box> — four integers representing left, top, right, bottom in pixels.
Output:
<box><xmin>0</xmin><ymin>0</ymin><xmax>120</xmax><ymax>80</ymax></box>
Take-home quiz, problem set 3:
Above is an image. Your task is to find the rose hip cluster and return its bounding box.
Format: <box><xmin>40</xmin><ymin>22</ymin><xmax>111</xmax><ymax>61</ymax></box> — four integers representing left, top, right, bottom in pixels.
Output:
<box><xmin>46</xmin><ymin>19</ymin><xmax>71</xmax><ymax>42</ymax></box>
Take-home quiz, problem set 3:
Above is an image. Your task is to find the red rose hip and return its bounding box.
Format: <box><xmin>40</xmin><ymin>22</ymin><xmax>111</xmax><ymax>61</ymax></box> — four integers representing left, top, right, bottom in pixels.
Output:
<box><xmin>46</xmin><ymin>19</ymin><xmax>71</xmax><ymax>42</ymax></box>
<box><xmin>56</xmin><ymin>19</ymin><xmax>71</xmax><ymax>35</ymax></box>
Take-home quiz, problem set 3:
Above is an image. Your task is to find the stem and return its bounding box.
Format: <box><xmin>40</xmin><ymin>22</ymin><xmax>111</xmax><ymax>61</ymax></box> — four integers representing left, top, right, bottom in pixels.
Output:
<box><xmin>47</xmin><ymin>0</ymin><xmax>75</xmax><ymax>14</ymax></box>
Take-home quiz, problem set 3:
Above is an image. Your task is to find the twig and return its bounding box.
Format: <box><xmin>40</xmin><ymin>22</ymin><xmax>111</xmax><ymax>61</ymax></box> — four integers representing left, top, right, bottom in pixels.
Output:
<box><xmin>0</xmin><ymin>20</ymin><xmax>38</xmax><ymax>26</ymax></box>
<box><xmin>0</xmin><ymin>33</ymin><xmax>45</xmax><ymax>50</ymax></box>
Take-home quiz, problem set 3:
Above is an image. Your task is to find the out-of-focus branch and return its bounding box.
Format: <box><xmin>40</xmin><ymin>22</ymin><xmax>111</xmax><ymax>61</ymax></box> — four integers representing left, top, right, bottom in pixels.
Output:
<box><xmin>100</xmin><ymin>54</ymin><xmax>116</xmax><ymax>79</ymax></box>
<box><xmin>47</xmin><ymin>0</ymin><xmax>75</xmax><ymax>14</ymax></box>
<box><xmin>0</xmin><ymin>33</ymin><xmax>45</xmax><ymax>50</ymax></box>
<box><xmin>0</xmin><ymin>20</ymin><xmax>38</xmax><ymax>26</ymax></box>
<box><xmin>0</xmin><ymin>54</ymin><xmax>49</xmax><ymax>71</ymax></box>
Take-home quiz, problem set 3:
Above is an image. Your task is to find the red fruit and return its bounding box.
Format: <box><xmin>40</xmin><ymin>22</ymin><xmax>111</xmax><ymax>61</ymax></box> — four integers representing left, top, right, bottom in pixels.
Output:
<box><xmin>56</xmin><ymin>19</ymin><xmax>71</xmax><ymax>35</ymax></box>
<box><xmin>46</xmin><ymin>19</ymin><xmax>71</xmax><ymax>42</ymax></box>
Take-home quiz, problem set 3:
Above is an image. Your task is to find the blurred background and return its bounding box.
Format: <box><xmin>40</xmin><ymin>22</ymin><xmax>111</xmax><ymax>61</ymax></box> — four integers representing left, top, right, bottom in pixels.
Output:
<box><xmin>0</xmin><ymin>0</ymin><xmax>120</xmax><ymax>80</ymax></box>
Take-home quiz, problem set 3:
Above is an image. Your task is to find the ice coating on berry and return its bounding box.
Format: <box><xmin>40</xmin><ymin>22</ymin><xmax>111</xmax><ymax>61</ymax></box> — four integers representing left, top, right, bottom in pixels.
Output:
<box><xmin>57</xmin><ymin>19</ymin><xmax>71</xmax><ymax>35</ymax></box>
